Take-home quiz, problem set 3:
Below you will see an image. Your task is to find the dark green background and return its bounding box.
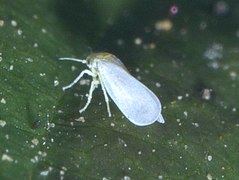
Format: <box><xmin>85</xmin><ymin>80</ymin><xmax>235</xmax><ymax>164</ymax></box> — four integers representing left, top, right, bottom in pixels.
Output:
<box><xmin>0</xmin><ymin>0</ymin><xmax>239</xmax><ymax>179</ymax></box>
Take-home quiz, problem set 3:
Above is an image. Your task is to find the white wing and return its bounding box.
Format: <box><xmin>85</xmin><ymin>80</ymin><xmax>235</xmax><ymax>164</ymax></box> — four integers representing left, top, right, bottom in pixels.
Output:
<box><xmin>98</xmin><ymin>60</ymin><xmax>164</xmax><ymax>126</ymax></box>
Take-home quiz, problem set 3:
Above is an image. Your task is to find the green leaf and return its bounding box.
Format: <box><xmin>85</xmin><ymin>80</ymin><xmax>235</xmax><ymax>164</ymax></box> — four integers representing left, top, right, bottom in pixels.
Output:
<box><xmin>1</xmin><ymin>0</ymin><xmax>239</xmax><ymax>179</ymax></box>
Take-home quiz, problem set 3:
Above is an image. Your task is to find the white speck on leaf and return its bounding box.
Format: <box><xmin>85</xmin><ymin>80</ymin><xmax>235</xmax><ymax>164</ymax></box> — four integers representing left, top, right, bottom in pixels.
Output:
<box><xmin>192</xmin><ymin>122</ymin><xmax>200</xmax><ymax>127</ymax></box>
<box><xmin>11</xmin><ymin>20</ymin><xmax>17</xmax><ymax>27</ymax></box>
<box><xmin>31</xmin><ymin>138</ymin><xmax>39</xmax><ymax>146</ymax></box>
<box><xmin>177</xmin><ymin>96</ymin><xmax>183</xmax><ymax>100</ymax></box>
<box><xmin>0</xmin><ymin>98</ymin><xmax>6</xmax><ymax>104</ymax></box>
<box><xmin>0</xmin><ymin>120</ymin><xmax>6</xmax><ymax>127</ymax></box>
<box><xmin>207</xmin><ymin>173</ymin><xmax>213</xmax><ymax>180</ymax></box>
<box><xmin>204</xmin><ymin>43</ymin><xmax>223</xmax><ymax>61</ymax></box>
<box><xmin>75</xmin><ymin>116</ymin><xmax>85</xmax><ymax>123</ymax></box>
<box><xmin>155</xmin><ymin>82</ymin><xmax>161</xmax><ymax>88</ymax></box>
<box><xmin>2</xmin><ymin>154</ymin><xmax>13</xmax><ymax>162</ymax></box>
<box><xmin>207</xmin><ymin>155</ymin><xmax>212</xmax><ymax>161</ymax></box>
<box><xmin>40</xmin><ymin>167</ymin><xmax>53</xmax><ymax>176</ymax></box>
<box><xmin>54</xmin><ymin>80</ymin><xmax>59</xmax><ymax>87</ymax></box>
<box><xmin>183</xmin><ymin>111</ymin><xmax>188</xmax><ymax>117</ymax></box>
<box><xmin>0</xmin><ymin>20</ymin><xmax>4</xmax><ymax>27</ymax></box>
<box><xmin>41</xmin><ymin>28</ymin><xmax>47</xmax><ymax>33</ymax></box>
<box><xmin>134</xmin><ymin>37</ymin><xmax>142</xmax><ymax>45</ymax></box>
<box><xmin>202</xmin><ymin>88</ymin><xmax>212</xmax><ymax>100</ymax></box>
<box><xmin>33</xmin><ymin>14</ymin><xmax>39</xmax><ymax>19</ymax></box>
<box><xmin>17</xmin><ymin>29</ymin><xmax>22</xmax><ymax>35</ymax></box>
<box><xmin>9</xmin><ymin>65</ymin><xmax>14</xmax><ymax>71</ymax></box>
<box><xmin>33</xmin><ymin>43</ymin><xmax>38</xmax><ymax>48</ymax></box>
<box><xmin>123</xmin><ymin>176</ymin><xmax>131</xmax><ymax>180</ymax></box>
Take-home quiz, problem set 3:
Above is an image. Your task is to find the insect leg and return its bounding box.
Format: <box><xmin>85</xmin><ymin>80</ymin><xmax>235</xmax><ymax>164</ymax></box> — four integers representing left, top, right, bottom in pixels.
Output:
<box><xmin>62</xmin><ymin>69</ymin><xmax>95</xmax><ymax>91</ymax></box>
<box><xmin>98</xmin><ymin>75</ymin><xmax>112</xmax><ymax>117</ymax></box>
<box><xmin>79</xmin><ymin>79</ymin><xmax>98</xmax><ymax>113</ymax></box>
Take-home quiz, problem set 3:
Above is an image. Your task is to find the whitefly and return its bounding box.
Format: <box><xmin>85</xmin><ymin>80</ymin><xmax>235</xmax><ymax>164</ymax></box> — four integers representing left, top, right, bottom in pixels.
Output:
<box><xmin>59</xmin><ymin>52</ymin><xmax>165</xmax><ymax>126</ymax></box>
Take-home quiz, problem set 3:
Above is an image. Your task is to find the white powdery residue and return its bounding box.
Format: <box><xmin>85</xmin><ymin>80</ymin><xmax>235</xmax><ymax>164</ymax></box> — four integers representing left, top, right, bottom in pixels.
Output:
<box><xmin>41</xmin><ymin>28</ymin><xmax>47</xmax><ymax>33</ymax></box>
<box><xmin>184</xmin><ymin>145</ymin><xmax>188</xmax><ymax>150</ymax></box>
<box><xmin>17</xmin><ymin>29</ymin><xmax>22</xmax><ymax>35</ymax></box>
<box><xmin>71</xmin><ymin>65</ymin><xmax>77</xmax><ymax>71</ymax></box>
<box><xmin>30</xmin><ymin>155</ymin><xmax>39</xmax><ymax>163</ymax></box>
<box><xmin>102</xmin><ymin>178</ymin><xmax>109</xmax><ymax>180</ymax></box>
<box><xmin>134</xmin><ymin>37</ymin><xmax>142</xmax><ymax>45</ymax></box>
<box><xmin>33</xmin><ymin>43</ymin><xmax>38</xmax><ymax>48</ymax></box>
<box><xmin>9</xmin><ymin>65</ymin><xmax>14</xmax><ymax>71</ymax></box>
<box><xmin>54</xmin><ymin>80</ymin><xmax>59</xmax><ymax>87</ymax></box>
<box><xmin>40</xmin><ymin>167</ymin><xmax>53</xmax><ymax>176</ymax></box>
<box><xmin>2</xmin><ymin>154</ymin><xmax>13</xmax><ymax>162</ymax></box>
<box><xmin>26</xmin><ymin>57</ymin><xmax>33</xmax><ymax>63</ymax></box>
<box><xmin>57</xmin><ymin>110</ymin><xmax>63</xmax><ymax>114</ymax></box>
<box><xmin>0</xmin><ymin>120</ymin><xmax>6</xmax><ymax>127</ymax></box>
<box><xmin>60</xmin><ymin>166</ymin><xmax>67</xmax><ymax>179</ymax></box>
<box><xmin>123</xmin><ymin>176</ymin><xmax>131</xmax><ymax>180</ymax></box>
<box><xmin>202</xmin><ymin>88</ymin><xmax>212</xmax><ymax>100</ymax></box>
<box><xmin>47</xmin><ymin>122</ymin><xmax>55</xmax><ymax>130</ymax></box>
<box><xmin>229</xmin><ymin>71</ymin><xmax>237</xmax><ymax>80</ymax></box>
<box><xmin>118</xmin><ymin>138</ymin><xmax>126</xmax><ymax>147</ymax></box>
<box><xmin>60</xmin><ymin>170</ymin><xmax>65</xmax><ymax>176</ymax></box>
<box><xmin>208</xmin><ymin>61</ymin><xmax>220</xmax><ymax>69</ymax></box>
<box><xmin>74</xmin><ymin>93</ymin><xmax>80</xmax><ymax>97</ymax></box>
<box><xmin>207</xmin><ymin>173</ymin><xmax>213</xmax><ymax>180</ymax></box>
<box><xmin>75</xmin><ymin>117</ymin><xmax>85</xmax><ymax>123</ymax></box>
<box><xmin>1</xmin><ymin>98</ymin><xmax>6</xmax><ymax>104</ymax></box>
<box><xmin>0</xmin><ymin>20</ymin><xmax>4</xmax><ymax>27</ymax></box>
<box><xmin>183</xmin><ymin>111</ymin><xmax>188</xmax><ymax>117</ymax></box>
<box><xmin>38</xmin><ymin>151</ymin><xmax>47</xmax><ymax>157</ymax></box>
<box><xmin>192</xmin><ymin>122</ymin><xmax>199</xmax><ymax>128</ymax></box>
<box><xmin>62</xmin><ymin>166</ymin><xmax>67</xmax><ymax>171</ymax></box>
<box><xmin>33</xmin><ymin>14</ymin><xmax>39</xmax><ymax>19</ymax></box>
<box><xmin>11</xmin><ymin>20</ymin><xmax>17</xmax><ymax>27</ymax></box>
<box><xmin>207</xmin><ymin>155</ymin><xmax>212</xmax><ymax>161</ymax></box>
<box><xmin>177</xmin><ymin>96</ymin><xmax>183</xmax><ymax>100</ymax></box>
<box><xmin>79</xmin><ymin>79</ymin><xmax>90</xmax><ymax>85</ymax></box>
<box><xmin>155</xmin><ymin>82</ymin><xmax>161</xmax><ymax>88</ymax></box>
<box><xmin>40</xmin><ymin>73</ymin><xmax>46</xmax><ymax>77</ymax></box>
<box><xmin>204</xmin><ymin>43</ymin><xmax>223</xmax><ymax>61</ymax></box>
<box><xmin>31</xmin><ymin>138</ymin><xmax>39</xmax><ymax>146</ymax></box>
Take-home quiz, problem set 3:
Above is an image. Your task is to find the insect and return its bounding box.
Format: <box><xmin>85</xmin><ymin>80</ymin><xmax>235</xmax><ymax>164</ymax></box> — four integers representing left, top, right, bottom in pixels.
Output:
<box><xmin>60</xmin><ymin>52</ymin><xmax>165</xmax><ymax>126</ymax></box>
